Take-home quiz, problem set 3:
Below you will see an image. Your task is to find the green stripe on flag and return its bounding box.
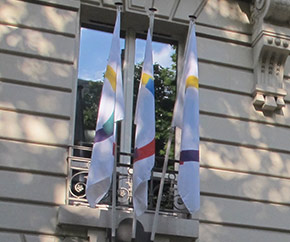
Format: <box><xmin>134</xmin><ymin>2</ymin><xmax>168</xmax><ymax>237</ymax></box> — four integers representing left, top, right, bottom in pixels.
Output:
<box><xmin>103</xmin><ymin>112</ymin><xmax>114</xmax><ymax>135</ymax></box>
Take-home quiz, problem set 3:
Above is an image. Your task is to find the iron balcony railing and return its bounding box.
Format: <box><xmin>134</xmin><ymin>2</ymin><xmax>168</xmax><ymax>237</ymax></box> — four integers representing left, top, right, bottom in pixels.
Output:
<box><xmin>67</xmin><ymin>145</ymin><xmax>187</xmax><ymax>214</ymax></box>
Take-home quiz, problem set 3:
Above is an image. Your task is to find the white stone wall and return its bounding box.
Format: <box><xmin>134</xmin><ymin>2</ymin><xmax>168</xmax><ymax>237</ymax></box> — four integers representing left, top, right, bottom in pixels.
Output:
<box><xmin>0</xmin><ymin>0</ymin><xmax>81</xmax><ymax>241</ymax></box>
<box><xmin>1</xmin><ymin>0</ymin><xmax>290</xmax><ymax>241</ymax></box>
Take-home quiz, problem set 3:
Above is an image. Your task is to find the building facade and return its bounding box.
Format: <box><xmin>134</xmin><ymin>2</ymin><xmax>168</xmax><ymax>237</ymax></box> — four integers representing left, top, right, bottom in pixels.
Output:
<box><xmin>1</xmin><ymin>0</ymin><xmax>290</xmax><ymax>241</ymax></box>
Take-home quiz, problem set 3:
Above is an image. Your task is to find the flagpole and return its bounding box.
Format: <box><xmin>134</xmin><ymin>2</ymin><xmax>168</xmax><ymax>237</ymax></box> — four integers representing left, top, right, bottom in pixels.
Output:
<box><xmin>150</xmin><ymin>15</ymin><xmax>197</xmax><ymax>242</ymax></box>
<box><xmin>150</xmin><ymin>126</ymin><xmax>174</xmax><ymax>242</ymax></box>
<box><xmin>148</xmin><ymin>7</ymin><xmax>156</xmax><ymax>37</ymax></box>
<box><xmin>131</xmin><ymin>7</ymin><xmax>156</xmax><ymax>242</ymax></box>
<box><xmin>111</xmin><ymin>127</ymin><xmax>117</xmax><ymax>242</ymax></box>
<box><xmin>111</xmin><ymin>4</ymin><xmax>122</xmax><ymax>242</ymax></box>
<box><xmin>131</xmin><ymin>211</ymin><xmax>137</xmax><ymax>242</ymax></box>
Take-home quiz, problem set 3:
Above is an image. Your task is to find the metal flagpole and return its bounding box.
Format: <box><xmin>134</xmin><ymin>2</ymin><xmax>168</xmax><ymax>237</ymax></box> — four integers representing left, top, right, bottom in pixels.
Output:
<box><xmin>111</xmin><ymin>127</ymin><xmax>118</xmax><ymax>242</ymax></box>
<box><xmin>150</xmin><ymin>126</ymin><xmax>174</xmax><ymax>242</ymax></box>
<box><xmin>131</xmin><ymin>211</ymin><xmax>137</xmax><ymax>242</ymax></box>
<box><xmin>148</xmin><ymin>8</ymin><xmax>156</xmax><ymax>37</ymax></box>
<box><xmin>150</xmin><ymin>15</ymin><xmax>197</xmax><ymax>242</ymax></box>
<box><xmin>111</xmin><ymin>4</ymin><xmax>123</xmax><ymax>242</ymax></box>
<box><xmin>131</xmin><ymin>7</ymin><xmax>156</xmax><ymax>242</ymax></box>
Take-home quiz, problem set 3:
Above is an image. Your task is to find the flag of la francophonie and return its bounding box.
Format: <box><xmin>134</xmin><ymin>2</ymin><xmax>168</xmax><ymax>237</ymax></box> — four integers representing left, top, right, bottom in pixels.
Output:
<box><xmin>86</xmin><ymin>10</ymin><xmax>124</xmax><ymax>208</ymax></box>
<box><xmin>133</xmin><ymin>28</ymin><xmax>155</xmax><ymax>216</ymax></box>
<box><xmin>172</xmin><ymin>21</ymin><xmax>200</xmax><ymax>214</ymax></box>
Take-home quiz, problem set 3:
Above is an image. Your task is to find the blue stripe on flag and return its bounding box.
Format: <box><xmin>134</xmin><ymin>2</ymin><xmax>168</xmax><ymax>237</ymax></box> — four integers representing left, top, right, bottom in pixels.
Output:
<box><xmin>145</xmin><ymin>78</ymin><xmax>154</xmax><ymax>95</ymax></box>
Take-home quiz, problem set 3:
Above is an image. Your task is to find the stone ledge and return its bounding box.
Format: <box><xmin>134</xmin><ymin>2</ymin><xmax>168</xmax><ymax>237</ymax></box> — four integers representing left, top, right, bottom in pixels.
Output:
<box><xmin>58</xmin><ymin>205</ymin><xmax>199</xmax><ymax>238</ymax></box>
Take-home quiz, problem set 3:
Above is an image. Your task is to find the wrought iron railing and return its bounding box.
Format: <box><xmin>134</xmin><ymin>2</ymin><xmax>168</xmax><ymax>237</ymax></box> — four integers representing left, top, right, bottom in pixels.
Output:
<box><xmin>67</xmin><ymin>145</ymin><xmax>187</xmax><ymax>214</ymax></box>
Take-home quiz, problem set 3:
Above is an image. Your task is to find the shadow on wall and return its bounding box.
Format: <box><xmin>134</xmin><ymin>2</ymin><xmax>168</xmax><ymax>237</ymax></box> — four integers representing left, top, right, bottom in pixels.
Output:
<box><xmin>1</xmin><ymin>0</ymin><xmax>290</xmax><ymax>240</ymax></box>
<box><xmin>198</xmin><ymin>88</ymin><xmax>290</xmax><ymax>204</ymax></box>
<box><xmin>0</xmin><ymin>1</ymin><xmax>78</xmax><ymax>144</ymax></box>
<box><xmin>0</xmin><ymin>0</ymin><xmax>76</xmax><ymax>88</ymax></box>
<box><xmin>201</xmin><ymin>0</ymin><xmax>251</xmax><ymax>31</ymax></box>
<box><xmin>0</xmin><ymin>0</ymin><xmax>79</xmax><ymax>237</ymax></box>
<box><xmin>0</xmin><ymin>0</ymin><xmax>76</xmax><ymax>35</ymax></box>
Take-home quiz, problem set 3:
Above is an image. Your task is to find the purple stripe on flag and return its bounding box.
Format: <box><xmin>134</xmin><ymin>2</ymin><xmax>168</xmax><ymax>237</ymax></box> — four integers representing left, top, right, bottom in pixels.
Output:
<box><xmin>94</xmin><ymin>112</ymin><xmax>114</xmax><ymax>143</ymax></box>
<box><xmin>94</xmin><ymin>128</ymin><xmax>113</xmax><ymax>143</ymax></box>
<box><xmin>180</xmin><ymin>149</ymin><xmax>199</xmax><ymax>164</ymax></box>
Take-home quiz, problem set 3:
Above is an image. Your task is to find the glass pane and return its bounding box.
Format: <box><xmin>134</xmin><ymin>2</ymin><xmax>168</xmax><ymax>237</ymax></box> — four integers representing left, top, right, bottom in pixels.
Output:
<box><xmin>136</xmin><ymin>39</ymin><xmax>176</xmax><ymax>67</ymax></box>
<box><xmin>75</xmin><ymin>28</ymin><xmax>125</xmax><ymax>146</ymax></box>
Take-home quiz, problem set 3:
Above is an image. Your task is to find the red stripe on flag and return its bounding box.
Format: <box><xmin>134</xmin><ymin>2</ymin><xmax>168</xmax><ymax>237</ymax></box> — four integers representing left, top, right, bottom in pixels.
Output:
<box><xmin>113</xmin><ymin>142</ymin><xmax>116</xmax><ymax>156</ymax></box>
<box><xmin>134</xmin><ymin>139</ymin><xmax>155</xmax><ymax>162</ymax></box>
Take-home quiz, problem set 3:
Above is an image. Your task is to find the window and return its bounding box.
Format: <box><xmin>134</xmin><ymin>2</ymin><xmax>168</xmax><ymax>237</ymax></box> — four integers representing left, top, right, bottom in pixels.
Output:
<box><xmin>74</xmin><ymin>27</ymin><xmax>177</xmax><ymax>160</ymax></box>
<box><xmin>74</xmin><ymin>27</ymin><xmax>125</xmax><ymax>147</ymax></box>
<box><xmin>61</xmin><ymin>6</ymin><xmax>199</xmax><ymax>241</ymax></box>
<box><xmin>71</xmin><ymin>20</ymin><xmax>181</xmax><ymax>212</ymax></box>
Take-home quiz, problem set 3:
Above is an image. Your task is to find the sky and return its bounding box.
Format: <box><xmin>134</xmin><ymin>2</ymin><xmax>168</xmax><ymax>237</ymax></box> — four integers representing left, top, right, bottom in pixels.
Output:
<box><xmin>78</xmin><ymin>28</ymin><xmax>175</xmax><ymax>82</ymax></box>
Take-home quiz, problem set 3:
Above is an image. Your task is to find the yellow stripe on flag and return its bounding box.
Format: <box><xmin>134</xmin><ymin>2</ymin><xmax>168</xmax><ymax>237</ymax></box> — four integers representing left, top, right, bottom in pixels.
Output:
<box><xmin>186</xmin><ymin>75</ymin><xmax>199</xmax><ymax>89</ymax></box>
<box><xmin>105</xmin><ymin>65</ymin><xmax>116</xmax><ymax>91</ymax></box>
<box><xmin>141</xmin><ymin>73</ymin><xmax>152</xmax><ymax>85</ymax></box>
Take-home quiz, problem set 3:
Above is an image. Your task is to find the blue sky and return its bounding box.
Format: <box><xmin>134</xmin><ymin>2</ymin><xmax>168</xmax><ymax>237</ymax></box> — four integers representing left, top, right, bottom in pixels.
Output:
<box><xmin>78</xmin><ymin>28</ymin><xmax>175</xmax><ymax>81</ymax></box>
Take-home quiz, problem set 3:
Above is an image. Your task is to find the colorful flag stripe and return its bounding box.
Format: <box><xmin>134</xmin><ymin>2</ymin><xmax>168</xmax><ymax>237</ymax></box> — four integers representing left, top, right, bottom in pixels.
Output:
<box><xmin>186</xmin><ymin>75</ymin><xmax>199</xmax><ymax>89</ymax></box>
<box><xmin>94</xmin><ymin>112</ymin><xmax>114</xmax><ymax>143</ymax></box>
<box><xmin>134</xmin><ymin>139</ymin><xmax>155</xmax><ymax>163</ymax></box>
<box><xmin>105</xmin><ymin>65</ymin><xmax>117</xmax><ymax>92</ymax></box>
<box><xmin>180</xmin><ymin>149</ymin><xmax>199</xmax><ymax>165</ymax></box>
<box><xmin>141</xmin><ymin>73</ymin><xmax>154</xmax><ymax>95</ymax></box>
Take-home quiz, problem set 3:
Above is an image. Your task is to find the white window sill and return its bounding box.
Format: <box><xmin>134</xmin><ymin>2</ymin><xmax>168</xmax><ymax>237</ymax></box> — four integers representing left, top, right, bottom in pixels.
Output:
<box><xmin>58</xmin><ymin>205</ymin><xmax>199</xmax><ymax>239</ymax></box>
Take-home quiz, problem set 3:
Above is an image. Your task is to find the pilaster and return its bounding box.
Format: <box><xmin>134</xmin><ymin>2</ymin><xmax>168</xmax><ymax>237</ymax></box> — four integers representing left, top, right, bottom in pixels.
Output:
<box><xmin>251</xmin><ymin>0</ymin><xmax>290</xmax><ymax>113</ymax></box>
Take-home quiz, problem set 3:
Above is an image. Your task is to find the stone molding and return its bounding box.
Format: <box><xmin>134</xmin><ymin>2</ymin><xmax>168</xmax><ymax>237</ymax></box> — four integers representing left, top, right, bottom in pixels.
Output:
<box><xmin>251</xmin><ymin>0</ymin><xmax>290</xmax><ymax>26</ymax></box>
<box><xmin>251</xmin><ymin>0</ymin><xmax>290</xmax><ymax>113</ymax></box>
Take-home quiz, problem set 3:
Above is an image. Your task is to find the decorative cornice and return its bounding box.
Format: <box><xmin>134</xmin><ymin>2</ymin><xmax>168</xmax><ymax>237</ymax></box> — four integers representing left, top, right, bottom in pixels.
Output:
<box><xmin>251</xmin><ymin>0</ymin><xmax>290</xmax><ymax>114</ymax></box>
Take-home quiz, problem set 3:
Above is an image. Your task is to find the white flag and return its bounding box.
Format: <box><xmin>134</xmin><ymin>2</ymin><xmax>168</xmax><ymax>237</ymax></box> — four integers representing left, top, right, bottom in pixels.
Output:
<box><xmin>133</xmin><ymin>29</ymin><xmax>155</xmax><ymax>216</ymax></box>
<box><xmin>173</xmin><ymin>21</ymin><xmax>200</xmax><ymax>214</ymax></box>
<box><xmin>86</xmin><ymin>10</ymin><xmax>124</xmax><ymax>207</ymax></box>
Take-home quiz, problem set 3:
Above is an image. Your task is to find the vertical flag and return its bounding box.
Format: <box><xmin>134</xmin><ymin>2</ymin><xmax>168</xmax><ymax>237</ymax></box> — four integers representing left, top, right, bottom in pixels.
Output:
<box><xmin>172</xmin><ymin>20</ymin><xmax>200</xmax><ymax>214</ymax></box>
<box><xmin>133</xmin><ymin>28</ymin><xmax>155</xmax><ymax>216</ymax></box>
<box><xmin>86</xmin><ymin>10</ymin><xmax>124</xmax><ymax>208</ymax></box>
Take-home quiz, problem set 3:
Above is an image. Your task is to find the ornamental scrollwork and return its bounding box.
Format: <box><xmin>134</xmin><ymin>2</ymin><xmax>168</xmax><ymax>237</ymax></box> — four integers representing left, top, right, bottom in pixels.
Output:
<box><xmin>67</xmin><ymin>148</ymin><xmax>186</xmax><ymax>213</ymax></box>
<box><xmin>251</xmin><ymin>0</ymin><xmax>290</xmax><ymax>25</ymax></box>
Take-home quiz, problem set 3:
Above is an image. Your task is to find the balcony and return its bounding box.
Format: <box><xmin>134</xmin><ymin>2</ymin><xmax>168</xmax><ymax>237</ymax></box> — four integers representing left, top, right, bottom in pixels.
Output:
<box><xmin>57</xmin><ymin>146</ymin><xmax>199</xmax><ymax>241</ymax></box>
